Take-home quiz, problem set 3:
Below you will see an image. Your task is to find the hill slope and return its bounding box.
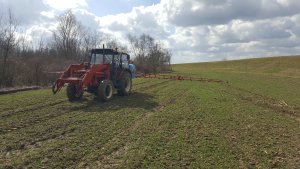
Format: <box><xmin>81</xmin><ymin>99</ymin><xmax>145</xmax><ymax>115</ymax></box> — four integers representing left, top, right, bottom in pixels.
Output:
<box><xmin>174</xmin><ymin>56</ymin><xmax>300</xmax><ymax>76</ymax></box>
<box><xmin>173</xmin><ymin>56</ymin><xmax>300</xmax><ymax>106</ymax></box>
<box><xmin>0</xmin><ymin>56</ymin><xmax>299</xmax><ymax>168</ymax></box>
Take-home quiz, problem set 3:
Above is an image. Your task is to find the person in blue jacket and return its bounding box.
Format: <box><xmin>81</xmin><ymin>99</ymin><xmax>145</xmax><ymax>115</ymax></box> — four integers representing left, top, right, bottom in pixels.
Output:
<box><xmin>129</xmin><ymin>60</ymin><xmax>135</xmax><ymax>79</ymax></box>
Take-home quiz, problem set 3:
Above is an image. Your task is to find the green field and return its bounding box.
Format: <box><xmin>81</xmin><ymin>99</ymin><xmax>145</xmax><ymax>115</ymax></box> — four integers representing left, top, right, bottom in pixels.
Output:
<box><xmin>1</xmin><ymin>56</ymin><xmax>299</xmax><ymax>168</ymax></box>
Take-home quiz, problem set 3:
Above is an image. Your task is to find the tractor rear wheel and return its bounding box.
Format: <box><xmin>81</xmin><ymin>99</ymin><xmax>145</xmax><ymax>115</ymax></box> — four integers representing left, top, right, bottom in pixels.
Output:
<box><xmin>66</xmin><ymin>84</ymin><xmax>83</xmax><ymax>101</ymax></box>
<box><xmin>98</xmin><ymin>80</ymin><xmax>113</xmax><ymax>102</ymax></box>
<box><xmin>118</xmin><ymin>72</ymin><xmax>132</xmax><ymax>96</ymax></box>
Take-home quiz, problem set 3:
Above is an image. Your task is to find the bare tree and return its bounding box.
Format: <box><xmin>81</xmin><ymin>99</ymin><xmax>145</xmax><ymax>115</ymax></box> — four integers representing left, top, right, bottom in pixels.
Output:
<box><xmin>83</xmin><ymin>29</ymin><xmax>103</xmax><ymax>55</ymax></box>
<box><xmin>32</xmin><ymin>57</ymin><xmax>44</xmax><ymax>86</ymax></box>
<box><xmin>0</xmin><ymin>9</ymin><xmax>18</xmax><ymax>86</ymax></box>
<box><xmin>102</xmin><ymin>34</ymin><xmax>127</xmax><ymax>52</ymax></box>
<box><xmin>127</xmin><ymin>34</ymin><xmax>171</xmax><ymax>73</ymax></box>
<box><xmin>52</xmin><ymin>10</ymin><xmax>84</xmax><ymax>59</ymax></box>
<box><xmin>37</xmin><ymin>36</ymin><xmax>45</xmax><ymax>53</ymax></box>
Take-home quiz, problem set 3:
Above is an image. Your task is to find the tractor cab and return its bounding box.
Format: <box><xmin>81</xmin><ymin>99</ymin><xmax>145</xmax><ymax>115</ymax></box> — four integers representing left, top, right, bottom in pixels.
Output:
<box><xmin>89</xmin><ymin>49</ymin><xmax>130</xmax><ymax>69</ymax></box>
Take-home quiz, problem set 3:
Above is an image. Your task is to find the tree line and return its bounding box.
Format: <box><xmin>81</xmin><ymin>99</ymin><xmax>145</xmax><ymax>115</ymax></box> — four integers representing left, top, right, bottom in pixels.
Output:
<box><xmin>0</xmin><ymin>9</ymin><xmax>171</xmax><ymax>88</ymax></box>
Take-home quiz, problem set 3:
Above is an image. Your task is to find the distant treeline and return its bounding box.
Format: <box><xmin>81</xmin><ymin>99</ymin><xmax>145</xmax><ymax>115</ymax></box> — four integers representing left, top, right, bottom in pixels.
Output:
<box><xmin>0</xmin><ymin>10</ymin><xmax>171</xmax><ymax>88</ymax></box>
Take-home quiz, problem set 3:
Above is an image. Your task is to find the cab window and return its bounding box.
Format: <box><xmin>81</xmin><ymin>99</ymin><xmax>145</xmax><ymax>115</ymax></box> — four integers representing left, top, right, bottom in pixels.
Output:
<box><xmin>113</xmin><ymin>54</ymin><xmax>121</xmax><ymax>67</ymax></box>
<box><xmin>90</xmin><ymin>53</ymin><xmax>104</xmax><ymax>64</ymax></box>
<box><xmin>104</xmin><ymin>54</ymin><xmax>113</xmax><ymax>64</ymax></box>
<box><xmin>122</xmin><ymin>54</ymin><xmax>129</xmax><ymax>68</ymax></box>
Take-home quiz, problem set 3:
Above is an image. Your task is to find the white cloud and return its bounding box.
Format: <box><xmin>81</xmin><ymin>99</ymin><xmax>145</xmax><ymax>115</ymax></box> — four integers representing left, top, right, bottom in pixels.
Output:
<box><xmin>0</xmin><ymin>0</ymin><xmax>50</xmax><ymax>25</ymax></box>
<box><xmin>277</xmin><ymin>0</ymin><xmax>290</xmax><ymax>7</ymax></box>
<box><xmin>94</xmin><ymin>4</ymin><xmax>168</xmax><ymax>43</ymax></box>
<box><xmin>72</xmin><ymin>9</ymin><xmax>99</xmax><ymax>30</ymax></box>
<box><xmin>2</xmin><ymin>0</ymin><xmax>300</xmax><ymax>63</ymax></box>
<box><xmin>161</xmin><ymin>0</ymin><xmax>300</xmax><ymax>26</ymax></box>
<box><xmin>40</xmin><ymin>11</ymin><xmax>55</xmax><ymax>19</ymax></box>
<box><xmin>43</xmin><ymin>0</ymin><xmax>88</xmax><ymax>11</ymax></box>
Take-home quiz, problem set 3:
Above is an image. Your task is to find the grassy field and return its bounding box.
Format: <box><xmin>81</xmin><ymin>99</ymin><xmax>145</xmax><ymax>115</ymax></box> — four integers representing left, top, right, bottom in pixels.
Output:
<box><xmin>0</xmin><ymin>56</ymin><xmax>299</xmax><ymax>168</ymax></box>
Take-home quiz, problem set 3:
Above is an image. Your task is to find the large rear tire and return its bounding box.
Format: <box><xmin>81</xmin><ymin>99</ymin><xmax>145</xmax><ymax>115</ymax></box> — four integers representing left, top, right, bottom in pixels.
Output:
<box><xmin>118</xmin><ymin>72</ymin><xmax>132</xmax><ymax>96</ymax></box>
<box><xmin>66</xmin><ymin>84</ymin><xmax>83</xmax><ymax>101</ymax></box>
<box><xmin>98</xmin><ymin>80</ymin><xmax>113</xmax><ymax>102</ymax></box>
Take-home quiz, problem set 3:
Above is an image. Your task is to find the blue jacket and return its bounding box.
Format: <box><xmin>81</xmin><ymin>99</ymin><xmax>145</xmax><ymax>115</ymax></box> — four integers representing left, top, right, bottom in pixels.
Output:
<box><xmin>129</xmin><ymin>64</ymin><xmax>135</xmax><ymax>79</ymax></box>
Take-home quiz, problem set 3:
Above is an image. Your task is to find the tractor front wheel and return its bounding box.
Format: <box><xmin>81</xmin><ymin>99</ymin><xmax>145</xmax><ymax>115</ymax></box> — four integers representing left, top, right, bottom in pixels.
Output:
<box><xmin>66</xmin><ymin>84</ymin><xmax>83</xmax><ymax>101</ymax></box>
<box><xmin>98</xmin><ymin>80</ymin><xmax>113</xmax><ymax>102</ymax></box>
<box><xmin>118</xmin><ymin>72</ymin><xmax>132</xmax><ymax>96</ymax></box>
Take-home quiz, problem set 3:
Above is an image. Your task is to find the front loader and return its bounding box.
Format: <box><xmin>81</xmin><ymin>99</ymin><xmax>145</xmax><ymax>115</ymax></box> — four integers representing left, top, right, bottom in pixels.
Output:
<box><xmin>52</xmin><ymin>48</ymin><xmax>134</xmax><ymax>102</ymax></box>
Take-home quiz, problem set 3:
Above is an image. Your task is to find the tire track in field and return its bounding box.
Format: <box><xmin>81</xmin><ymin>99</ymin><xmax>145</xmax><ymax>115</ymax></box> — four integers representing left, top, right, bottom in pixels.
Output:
<box><xmin>1</xmin><ymin>121</ymin><xmax>77</xmax><ymax>154</ymax></box>
<box><xmin>1</xmin><ymin>79</ymin><xmax>170</xmax><ymax>135</ymax></box>
<box><xmin>0</xmin><ymin>103</ymin><xmax>85</xmax><ymax>134</ymax></box>
<box><xmin>0</xmin><ymin>80</ymin><xmax>158</xmax><ymax>119</ymax></box>
<box><xmin>0</xmin><ymin>98</ymin><xmax>67</xmax><ymax>118</ymax></box>
<box><xmin>0</xmin><ymin>91</ymin><xmax>64</xmax><ymax>113</ymax></box>
<box><xmin>3</xmin><ymin>80</ymin><xmax>185</xmax><ymax>167</ymax></box>
<box><xmin>60</xmin><ymin>80</ymin><xmax>172</xmax><ymax>113</ymax></box>
<box><xmin>0</xmin><ymin>110</ymin><xmax>96</xmax><ymax>157</ymax></box>
<box><xmin>0</xmin><ymin>97</ymin><xmax>63</xmax><ymax>113</ymax></box>
<box><xmin>0</xmin><ymin>109</ymin><xmax>90</xmax><ymax>155</ymax></box>
<box><xmin>132</xmin><ymin>79</ymin><xmax>172</xmax><ymax>92</ymax></box>
<box><xmin>4</xmin><ymin>78</ymin><xmax>172</xmax><ymax>167</ymax></box>
<box><xmin>0</xmin><ymin>80</ymin><xmax>172</xmax><ymax>135</ymax></box>
<box><xmin>223</xmin><ymin>84</ymin><xmax>300</xmax><ymax>121</ymax></box>
<box><xmin>88</xmin><ymin>83</ymin><xmax>186</xmax><ymax>168</ymax></box>
<box><xmin>0</xmin><ymin>79</ymin><xmax>163</xmax><ymax>117</ymax></box>
<box><xmin>1</xmin><ymin>79</ymin><xmax>176</xmax><ymax>164</ymax></box>
<box><xmin>0</xmin><ymin>99</ymin><xmax>72</xmax><ymax>133</ymax></box>
<box><xmin>0</xmin><ymin>79</ymin><xmax>151</xmax><ymax>114</ymax></box>
<box><xmin>132</xmin><ymin>79</ymin><xmax>154</xmax><ymax>86</ymax></box>
<box><xmin>74</xmin><ymin>81</ymin><xmax>180</xmax><ymax>168</ymax></box>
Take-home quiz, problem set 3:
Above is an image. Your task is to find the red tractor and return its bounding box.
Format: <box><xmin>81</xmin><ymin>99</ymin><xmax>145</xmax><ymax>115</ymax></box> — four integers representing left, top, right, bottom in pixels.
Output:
<box><xmin>52</xmin><ymin>48</ymin><xmax>134</xmax><ymax>102</ymax></box>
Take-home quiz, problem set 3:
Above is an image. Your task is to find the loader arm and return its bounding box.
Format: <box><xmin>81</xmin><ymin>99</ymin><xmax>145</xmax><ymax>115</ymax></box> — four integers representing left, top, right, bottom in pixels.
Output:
<box><xmin>52</xmin><ymin>63</ymin><xmax>86</xmax><ymax>94</ymax></box>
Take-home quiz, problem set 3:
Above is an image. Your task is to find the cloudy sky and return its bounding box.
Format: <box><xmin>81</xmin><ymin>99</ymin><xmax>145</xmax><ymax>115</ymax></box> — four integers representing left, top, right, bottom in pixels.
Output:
<box><xmin>1</xmin><ymin>0</ymin><xmax>300</xmax><ymax>63</ymax></box>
